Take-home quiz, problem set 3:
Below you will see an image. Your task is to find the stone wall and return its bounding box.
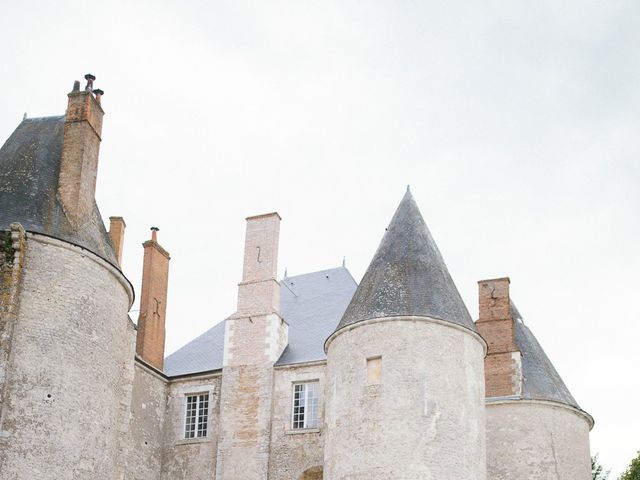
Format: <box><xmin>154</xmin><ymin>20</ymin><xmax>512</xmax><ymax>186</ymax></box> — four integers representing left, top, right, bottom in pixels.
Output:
<box><xmin>0</xmin><ymin>224</ymin><xmax>26</xmax><ymax>422</ymax></box>
<box><xmin>162</xmin><ymin>373</ymin><xmax>222</xmax><ymax>480</ymax></box>
<box><xmin>486</xmin><ymin>400</ymin><xmax>592</xmax><ymax>479</ymax></box>
<box><xmin>0</xmin><ymin>233</ymin><xmax>133</xmax><ymax>479</ymax></box>
<box><xmin>125</xmin><ymin>361</ymin><xmax>168</xmax><ymax>479</ymax></box>
<box><xmin>269</xmin><ymin>363</ymin><xmax>326</xmax><ymax>480</ymax></box>
<box><xmin>324</xmin><ymin>317</ymin><xmax>487</xmax><ymax>480</ymax></box>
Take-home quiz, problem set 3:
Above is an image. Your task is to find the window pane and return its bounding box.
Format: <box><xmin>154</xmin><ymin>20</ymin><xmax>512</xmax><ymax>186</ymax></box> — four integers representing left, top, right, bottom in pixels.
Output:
<box><xmin>185</xmin><ymin>395</ymin><xmax>197</xmax><ymax>438</ymax></box>
<box><xmin>185</xmin><ymin>393</ymin><xmax>209</xmax><ymax>439</ymax></box>
<box><xmin>292</xmin><ymin>382</ymin><xmax>319</xmax><ymax>429</ymax></box>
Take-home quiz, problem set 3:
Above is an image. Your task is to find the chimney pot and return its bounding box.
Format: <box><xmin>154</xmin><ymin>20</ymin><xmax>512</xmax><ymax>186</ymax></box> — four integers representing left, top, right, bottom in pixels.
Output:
<box><xmin>84</xmin><ymin>73</ymin><xmax>96</xmax><ymax>91</ymax></box>
<box><xmin>72</xmin><ymin>80</ymin><xmax>81</xmax><ymax>92</ymax></box>
<box><xmin>93</xmin><ymin>89</ymin><xmax>104</xmax><ymax>104</ymax></box>
<box><xmin>151</xmin><ymin>226</ymin><xmax>159</xmax><ymax>242</ymax></box>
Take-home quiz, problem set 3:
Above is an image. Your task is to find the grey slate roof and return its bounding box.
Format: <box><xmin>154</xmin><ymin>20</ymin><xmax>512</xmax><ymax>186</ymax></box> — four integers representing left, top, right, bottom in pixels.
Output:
<box><xmin>0</xmin><ymin>116</ymin><xmax>117</xmax><ymax>265</ymax></box>
<box><xmin>511</xmin><ymin>301</ymin><xmax>581</xmax><ymax>409</ymax></box>
<box><xmin>335</xmin><ymin>188</ymin><xmax>475</xmax><ymax>333</ymax></box>
<box><xmin>163</xmin><ymin>266</ymin><xmax>357</xmax><ymax>376</ymax></box>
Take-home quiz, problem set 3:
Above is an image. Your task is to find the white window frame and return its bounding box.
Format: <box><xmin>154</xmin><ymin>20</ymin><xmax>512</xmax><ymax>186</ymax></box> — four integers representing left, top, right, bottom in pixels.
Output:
<box><xmin>291</xmin><ymin>381</ymin><xmax>319</xmax><ymax>430</ymax></box>
<box><xmin>184</xmin><ymin>392</ymin><xmax>209</xmax><ymax>439</ymax></box>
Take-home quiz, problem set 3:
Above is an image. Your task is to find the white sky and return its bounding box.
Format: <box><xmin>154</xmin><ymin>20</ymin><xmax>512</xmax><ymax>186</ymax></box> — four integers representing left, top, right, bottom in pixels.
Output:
<box><xmin>1</xmin><ymin>0</ymin><xmax>638</xmax><ymax>475</ymax></box>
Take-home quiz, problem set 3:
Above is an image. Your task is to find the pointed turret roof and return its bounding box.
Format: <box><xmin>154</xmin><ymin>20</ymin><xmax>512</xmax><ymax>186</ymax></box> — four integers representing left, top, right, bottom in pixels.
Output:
<box><xmin>0</xmin><ymin>116</ymin><xmax>117</xmax><ymax>265</ymax></box>
<box><xmin>511</xmin><ymin>301</ymin><xmax>582</xmax><ymax>409</ymax></box>
<box><xmin>334</xmin><ymin>188</ymin><xmax>475</xmax><ymax>333</ymax></box>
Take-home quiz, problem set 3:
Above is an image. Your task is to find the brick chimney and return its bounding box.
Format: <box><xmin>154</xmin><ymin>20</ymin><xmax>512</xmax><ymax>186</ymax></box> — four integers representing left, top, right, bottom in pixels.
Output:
<box><xmin>476</xmin><ymin>277</ymin><xmax>523</xmax><ymax>397</ymax></box>
<box><xmin>57</xmin><ymin>74</ymin><xmax>104</xmax><ymax>225</ymax></box>
<box><xmin>108</xmin><ymin>216</ymin><xmax>126</xmax><ymax>266</ymax></box>
<box><xmin>136</xmin><ymin>227</ymin><xmax>170</xmax><ymax>370</ymax></box>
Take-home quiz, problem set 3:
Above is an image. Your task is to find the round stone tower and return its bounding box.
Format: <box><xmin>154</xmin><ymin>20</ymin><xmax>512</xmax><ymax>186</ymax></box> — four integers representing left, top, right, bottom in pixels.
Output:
<box><xmin>323</xmin><ymin>189</ymin><xmax>487</xmax><ymax>480</ymax></box>
<box><xmin>476</xmin><ymin>278</ymin><xmax>593</xmax><ymax>479</ymax></box>
<box><xmin>0</xmin><ymin>77</ymin><xmax>136</xmax><ymax>479</ymax></box>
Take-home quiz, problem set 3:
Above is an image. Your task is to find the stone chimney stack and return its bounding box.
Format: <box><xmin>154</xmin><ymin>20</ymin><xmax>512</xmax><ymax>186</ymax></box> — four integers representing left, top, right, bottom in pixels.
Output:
<box><xmin>136</xmin><ymin>227</ymin><xmax>170</xmax><ymax>370</ymax></box>
<box><xmin>57</xmin><ymin>74</ymin><xmax>104</xmax><ymax>225</ymax></box>
<box><xmin>108</xmin><ymin>216</ymin><xmax>126</xmax><ymax>266</ymax></box>
<box><xmin>476</xmin><ymin>277</ymin><xmax>522</xmax><ymax>397</ymax></box>
<box><xmin>236</xmin><ymin>212</ymin><xmax>281</xmax><ymax>317</ymax></box>
<box><xmin>216</xmin><ymin>212</ymin><xmax>287</xmax><ymax>479</ymax></box>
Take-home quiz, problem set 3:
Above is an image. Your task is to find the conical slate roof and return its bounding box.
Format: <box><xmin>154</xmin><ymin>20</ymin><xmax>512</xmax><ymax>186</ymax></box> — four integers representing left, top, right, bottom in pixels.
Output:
<box><xmin>335</xmin><ymin>189</ymin><xmax>475</xmax><ymax>333</ymax></box>
<box><xmin>511</xmin><ymin>301</ymin><xmax>581</xmax><ymax>410</ymax></box>
<box><xmin>0</xmin><ymin>116</ymin><xmax>117</xmax><ymax>265</ymax></box>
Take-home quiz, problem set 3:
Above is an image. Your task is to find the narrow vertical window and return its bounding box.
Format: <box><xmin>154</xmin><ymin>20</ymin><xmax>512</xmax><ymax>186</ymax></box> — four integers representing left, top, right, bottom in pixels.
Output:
<box><xmin>292</xmin><ymin>382</ymin><xmax>319</xmax><ymax>429</ymax></box>
<box><xmin>367</xmin><ymin>356</ymin><xmax>382</xmax><ymax>385</ymax></box>
<box><xmin>184</xmin><ymin>393</ymin><xmax>209</xmax><ymax>438</ymax></box>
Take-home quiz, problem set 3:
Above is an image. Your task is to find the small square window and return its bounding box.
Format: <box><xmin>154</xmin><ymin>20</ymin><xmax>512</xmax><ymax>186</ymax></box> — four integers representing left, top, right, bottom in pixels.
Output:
<box><xmin>291</xmin><ymin>382</ymin><xmax>319</xmax><ymax>430</ymax></box>
<box><xmin>184</xmin><ymin>393</ymin><xmax>209</xmax><ymax>438</ymax></box>
<box><xmin>367</xmin><ymin>356</ymin><xmax>382</xmax><ymax>385</ymax></box>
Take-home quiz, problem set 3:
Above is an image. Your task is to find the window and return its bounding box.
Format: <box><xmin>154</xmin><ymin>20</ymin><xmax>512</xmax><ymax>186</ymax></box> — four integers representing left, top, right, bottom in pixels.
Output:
<box><xmin>292</xmin><ymin>382</ymin><xmax>319</xmax><ymax>429</ymax></box>
<box><xmin>367</xmin><ymin>356</ymin><xmax>382</xmax><ymax>385</ymax></box>
<box><xmin>184</xmin><ymin>393</ymin><xmax>209</xmax><ymax>438</ymax></box>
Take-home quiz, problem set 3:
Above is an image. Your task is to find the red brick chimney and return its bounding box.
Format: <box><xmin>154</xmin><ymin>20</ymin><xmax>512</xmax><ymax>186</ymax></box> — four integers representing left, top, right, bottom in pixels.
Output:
<box><xmin>136</xmin><ymin>227</ymin><xmax>170</xmax><ymax>370</ymax></box>
<box><xmin>476</xmin><ymin>277</ymin><xmax>522</xmax><ymax>397</ymax></box>
<box><xmin>108</xmin><ymin>216</ymin><xmax>126</xmax><ymax>266</ymax></box>
<box><xmin>57</xmin><ymin>74</ymin><xmax>105</xmax><ymax>225</ymax></box>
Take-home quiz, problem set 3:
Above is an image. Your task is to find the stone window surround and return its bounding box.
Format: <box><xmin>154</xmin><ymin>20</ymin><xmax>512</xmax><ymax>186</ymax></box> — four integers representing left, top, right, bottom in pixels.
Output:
<box><xmin>285</xmin><ymin>375</ymin><xmax>322</xmax><ymax>435</ymax></box>
<box><xmin>173</xmin><ymin>383</ymin><xmax>217</xmax><ymax>445</ymax></box>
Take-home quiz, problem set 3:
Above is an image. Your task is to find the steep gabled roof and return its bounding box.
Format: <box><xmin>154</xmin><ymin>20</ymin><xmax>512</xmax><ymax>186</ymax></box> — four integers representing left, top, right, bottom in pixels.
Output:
<box><xmin>334</xmin><ymin>188</ymin><xmax>475</xmax><ymax>333</ymax></box>
<box><xmin>511</xmin><ymin>302</ymin><xmax>581</xmax><ymax>409</ymax></box>
<box><xmin>0</xmin><ymin>116</ymin><xmax>117</xmax><ymax>264</ymax></box>
<box><xmin>163</xmin><ymin>266</ymin><xmax>357</xmax><ymax>376</ymax></box>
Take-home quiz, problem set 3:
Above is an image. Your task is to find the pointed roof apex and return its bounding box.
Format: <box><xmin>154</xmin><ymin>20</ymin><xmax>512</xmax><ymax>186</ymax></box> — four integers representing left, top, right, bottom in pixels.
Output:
<box><xmin>334</xmin><ymin>189</ymin><xmax>475</xmax><ymax>333</ymax></box>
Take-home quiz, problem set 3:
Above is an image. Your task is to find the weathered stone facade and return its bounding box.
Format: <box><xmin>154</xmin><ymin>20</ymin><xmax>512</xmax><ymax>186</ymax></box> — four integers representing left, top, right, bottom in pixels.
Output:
<box><xmin>325</xmin><ymin>318</ymin><xmax>487</xmax><ymax>479</ymax></box>
<box><xmin>486</xmin><ymin>401</ymin><xmax>592</xmax><ymax>479</ymax></box>
<box><xmin>0</xmin><ymin>234</ymin><xmax>133</xmax><ymax>478</ymax></box>
<box><xmin>0</xmin><ymin>77</ymin><xmax>594</xmax><ymax>479</ymax></box>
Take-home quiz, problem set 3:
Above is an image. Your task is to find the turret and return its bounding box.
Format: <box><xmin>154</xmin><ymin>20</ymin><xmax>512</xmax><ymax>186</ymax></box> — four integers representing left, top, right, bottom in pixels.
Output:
<box><xmin>323</xmin><ymin>189</ymin><xmax>487</xmax><ymax>479</ymax></box>
<box><xmin>0</xmin><ymin>75</ymin><xmax>134</xmax><ymax>479</ymax></box>
<box><xmin>477</xmin><ymin>277</ymin><xmax>593</xmax><ymax>479</ymax></box>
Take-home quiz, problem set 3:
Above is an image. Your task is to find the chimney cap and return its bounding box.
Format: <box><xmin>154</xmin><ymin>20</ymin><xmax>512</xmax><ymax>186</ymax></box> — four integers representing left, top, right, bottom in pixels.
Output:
<box><xmin>84</xmin><ymin>73</ymin><xmax>96</xmax><ymax>81</ymax></box>
<box><xmin>151</xmin><ymin>227</ymin><xmax>160</xmax><ymax>232</ymax></box>
<box><xmin>93</xmin><ymin>88</ymin><xmax>104</xmax><ymax>95</ymax></box>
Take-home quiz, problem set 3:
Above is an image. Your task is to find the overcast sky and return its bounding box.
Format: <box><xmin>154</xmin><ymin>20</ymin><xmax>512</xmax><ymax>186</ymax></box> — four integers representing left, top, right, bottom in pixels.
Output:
<box><xmin>1</xmin><ymin>0</ymin><xmax>638</xmax><ymax>475</ymax></box>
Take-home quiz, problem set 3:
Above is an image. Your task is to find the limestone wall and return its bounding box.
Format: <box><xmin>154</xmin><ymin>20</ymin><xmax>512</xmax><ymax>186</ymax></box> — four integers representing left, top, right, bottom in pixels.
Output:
<box><xmin>269</xmin><ymin>363</ymin><xmax>326</xmax><ymax>480</ymax></box>
<box><xmin>324</xmin><ymin>317</ymin><xmax>487</xmax><ymax>480</ymax></box>
<box><xmin>486</xmin><ymin>400</ymin><xmax>592</xmax><ymax>479</ymax></box>
<box><xmin>162</xmin><ymin>373</ymin><xmax>222</xmax><ymax>480</ymax></box>
<box><xmin>0</xmin><ymin>233</ymin><xmax>134</xmax><ymax>479</ymax></box>
<box><xmin>125</xmin><ymin>362</ymin><xmax>168</xmax><ymax>479</ymax></box>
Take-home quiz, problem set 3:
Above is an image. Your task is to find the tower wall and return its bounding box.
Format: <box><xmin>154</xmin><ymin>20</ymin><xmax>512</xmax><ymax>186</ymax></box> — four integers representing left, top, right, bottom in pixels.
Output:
<box><xmin>0</xmin><ymin>233</ymin><xmax>134</xmax><ymax>479</ymax></box>
<box><xmin>486</xmin><ymin>401</ymin><xmax>592</xmax><ymax>479</ymax></box>
<box><xmin>324</xmin><ymin>317</ymin><xmax>486</xmax><ymax>480</ymax></box>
